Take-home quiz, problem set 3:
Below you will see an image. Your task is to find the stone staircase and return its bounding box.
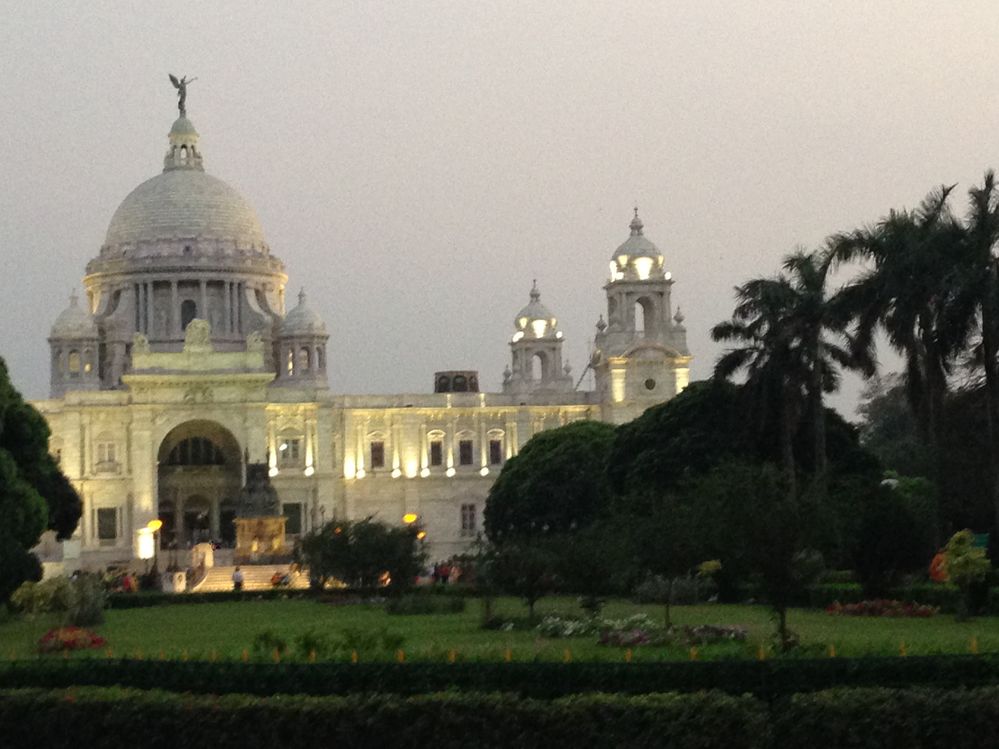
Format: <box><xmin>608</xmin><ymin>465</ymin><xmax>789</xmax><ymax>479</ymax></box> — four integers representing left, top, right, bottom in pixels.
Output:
<box><xmin>191</xmin><ymin>564</ymin><xmax>310</xmax><ymax>593</ymax></box>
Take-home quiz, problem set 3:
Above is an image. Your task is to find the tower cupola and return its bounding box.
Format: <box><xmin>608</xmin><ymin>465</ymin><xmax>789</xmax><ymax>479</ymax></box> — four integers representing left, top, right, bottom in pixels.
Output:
<box><xmin>48</xmin><ymin>291</ymin><xmax>101</xmax><ymax>397</ymax></box>
<box><xmin>275</xmin><ymin>288</ymin><xmax>329</xmax><ymax>388</ymax></box>
<box><xmin>502</xmin><ymin>281</ymin><xmax>573</xmax><ymax>394</ymax></box>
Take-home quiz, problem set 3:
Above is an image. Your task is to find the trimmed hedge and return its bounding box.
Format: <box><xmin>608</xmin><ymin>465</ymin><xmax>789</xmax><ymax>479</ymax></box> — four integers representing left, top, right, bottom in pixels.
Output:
<box><xmin>774</xmin><ymin>686</ymin><xmax>999</xmax><ymax>748</ymax></box>
<box><xmin>0</xmin><ymin>687</ymin><xmax>765</xmax><ymax>749</ymax></box>
<box><xmin>5</xmin><ymin>685</ymin><xmax>999</xmax><ymax>748</ymax></box>
<box><xmin>4</xmin><ymin>655</ymin><xmax>999</xmax><ymax>699</ymax></box>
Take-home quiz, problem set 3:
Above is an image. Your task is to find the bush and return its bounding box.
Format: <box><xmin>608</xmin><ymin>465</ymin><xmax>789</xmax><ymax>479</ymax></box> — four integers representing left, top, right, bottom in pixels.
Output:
<box><xmin>252</xmin><ymin>630</ymin><xmax>288</xmax><ymax>658</ymax></box>
<box><xmin>633</xmin><ymin>575</ymin><xmax>718</xmax><ymax>605</ymax></box>
<box><xmin>9</xmin><ymin>577</ymin><xmax>75</xmax><ymax>616</ymax></box>
<box><xmin>825</xmin><ymin>600</ymin><xmax>938</xmax><ymax>617</ymax></box>
<box><xmin>385</xmin><ymin>594</ymin><xmax>465</xmax><ymax>615</ymax></box>
<box><xmin>65</xmin><ymin>574</ymin><xmax>106</xmax><ymax>627</ymax></box>
<box><xmin>0</xmin><ymin>687</ymin><xmax>766</xmax><ymax>749</ymax></box>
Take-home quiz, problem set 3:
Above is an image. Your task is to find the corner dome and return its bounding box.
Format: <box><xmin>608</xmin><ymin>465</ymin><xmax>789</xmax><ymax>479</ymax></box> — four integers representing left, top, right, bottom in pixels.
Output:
<box><xmin>281</xmin><ymin>289</ymin><xmax>326</xmax><ymax>336</ymax></box>
<box><xmin>104</xmin><ymin>170</ymin><xmax>267</xmax><ymax>249</ymax></box>
<box><xmin>513</xmin><ymin>281</ymin><xmax>561</xmax><ymax>341</ymax></box>
<box><xmin>50</xmin><ymin>292</ymin><xmax>98</xmax><ymax>339</ymax></box>
<box><xmin>613</xmin><ymin>209</ymin><xmax>661</xmax><ymax>259</ymax></box>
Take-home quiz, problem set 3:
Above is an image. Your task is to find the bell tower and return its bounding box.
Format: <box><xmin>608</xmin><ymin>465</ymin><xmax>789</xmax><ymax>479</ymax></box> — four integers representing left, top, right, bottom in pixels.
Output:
<box><xmin>592</xmin><ymin>209</ymin><xmax>691</xmax><ymax>423</ymax></box>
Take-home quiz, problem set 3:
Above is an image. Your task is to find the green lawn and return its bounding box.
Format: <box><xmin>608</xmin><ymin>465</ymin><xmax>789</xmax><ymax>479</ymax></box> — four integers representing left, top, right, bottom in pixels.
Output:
<box><xmin>2</xmin><ymin>596</ymin><xmax>998</xmax><ymax>662</ymax></box>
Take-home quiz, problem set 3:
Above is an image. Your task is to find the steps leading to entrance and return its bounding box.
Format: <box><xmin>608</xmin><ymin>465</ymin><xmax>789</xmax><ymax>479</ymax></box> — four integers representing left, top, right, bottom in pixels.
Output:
<box><xmin>191</xmin><ymin>564</ymin><xmax>310</xmax><ymax>593</ymax></box>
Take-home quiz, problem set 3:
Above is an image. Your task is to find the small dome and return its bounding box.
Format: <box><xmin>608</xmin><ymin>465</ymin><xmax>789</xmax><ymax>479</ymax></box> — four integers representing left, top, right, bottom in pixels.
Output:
<box><xmin>513</xmin><ymin>281</ymin><xmax>561</xmax><ymax>340</ymax></box>
<box><xmin>169</xmin><ymin>116</ymin><xmax>198</xmax><ymax>136</ymax></box>
<box><xmin>51</xmin><ymin>292</ymin><xmax>98</xmax><ymax>339</ymax></box>
<box><xmin>281</xmin><ymin>289</ymin><xmax>326</xmax><ymax>336</ymax></box>
<box><xmin>613</xmin><ymin>208</ymin><xmax>661</xmax><ymax>259</ymax></box>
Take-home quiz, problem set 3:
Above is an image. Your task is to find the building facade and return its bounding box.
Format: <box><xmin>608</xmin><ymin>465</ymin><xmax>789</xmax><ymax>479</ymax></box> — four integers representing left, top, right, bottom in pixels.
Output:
<box><xmin>35</xmin><ymin>107</ymin><xmax>691</xmax><ymax>568</ymax></box>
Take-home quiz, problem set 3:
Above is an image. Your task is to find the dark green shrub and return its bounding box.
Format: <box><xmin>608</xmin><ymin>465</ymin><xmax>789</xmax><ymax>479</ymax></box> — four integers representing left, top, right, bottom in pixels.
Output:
<box><xmin>65</xmin><ymin>574</ymin><xmax>106</xmax><ymax>627</ymax></box>
<box><xmin>385</xmin><ymin>594</ymin><xmax>465</xmax><ymax>615</ymax></box>
<box><xmin>251</xmin><ymin>630</ymin><xmax>288</xmax><ymax>658</ymax></box>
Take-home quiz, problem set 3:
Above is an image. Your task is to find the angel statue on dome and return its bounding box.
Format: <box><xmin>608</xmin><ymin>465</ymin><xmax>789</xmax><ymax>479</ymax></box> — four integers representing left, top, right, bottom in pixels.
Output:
<box><xmin>168</xmin><ymin>74</ymin><xmax>197</xmax><ymax>117</ymax></box>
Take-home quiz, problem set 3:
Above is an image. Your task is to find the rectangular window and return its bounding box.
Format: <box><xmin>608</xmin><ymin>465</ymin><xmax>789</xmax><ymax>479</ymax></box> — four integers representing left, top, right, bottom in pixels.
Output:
<box><xmin>370</xmin><ymin>441</ymin><xmax>385</xmax><ymax>469</ymax></box>
<box><xmin>279</xmin><ymin>438</ymin><xmax>301</xmax><ymax>466</ymax></box>
<box><xmin>458</xmin><ymin>439</ymin><xmax>474</xmax><ymax>466</ymax></box>
<box><xmin>283</xmin><ymin>502</ymin><xmax>303</xmax><ymax>535</ymax></box>
<box><xmin>460</xmin><ymin>503</ymin><xmax>477</xmax><ymax>536</ymax></box>
<box><xmin>429</xmin><ymin>440</ymin><xmax>443</xmax><ymax>467</ymax></box>
<box><xmin>489</xmin><ymin>439</ymin><xmax>503</xmax><ymax>466</ymax></box>
<box><xmin>97</xmin><ymin>442</ymin><xmax>116</xmax><ymax>464</ymax></box>
<box><xmin>96</xmin><ymin>507</ymin><xmax>118</xmax><ymax>544</ymax></box>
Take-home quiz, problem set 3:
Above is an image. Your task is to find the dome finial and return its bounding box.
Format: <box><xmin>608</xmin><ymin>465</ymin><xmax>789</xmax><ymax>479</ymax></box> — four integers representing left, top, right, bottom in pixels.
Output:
<box><xmin>630</xmin><ymin>205</ymin><xmax>644</xmax><ymax>236</ymax></box>
<box><xmin>298</xmin><ymin>287</ymin><xmax>306</xmax><ymax>306</ymax></box>
<box><xmin>530</xmin><ymin>279</ymin><xmax>540</xmax><ymax>301</ymax></box>
<box><xmin>168</xmin><ymin>74</ymin><xmax>197</xmax><ymax>118</ymax></box>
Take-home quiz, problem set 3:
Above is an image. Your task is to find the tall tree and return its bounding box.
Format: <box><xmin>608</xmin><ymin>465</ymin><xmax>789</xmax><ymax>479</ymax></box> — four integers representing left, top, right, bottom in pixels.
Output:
<box><xmin>947</xmin><ymin>172</ymin><xmax>999</xmax><ymax>534</ymax></box>
<box><xmin>711</xmin><ymin>249</ymin><xmax>869</xmax><ymax>496</ymax></box>
<box><xmin>828</xmin><ymin>186</ymin><xmax>965</xmax><ymax>484</ymax></box>
<box><xmin>0</xmin><ymin>357</ymin><xmax>82</xmax><ymax>601</ymax></box>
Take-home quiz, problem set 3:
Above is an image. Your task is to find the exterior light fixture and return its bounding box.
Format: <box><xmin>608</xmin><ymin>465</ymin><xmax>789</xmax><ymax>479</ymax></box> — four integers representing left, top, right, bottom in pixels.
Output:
<box><xmin>479</xmin><ymin>467</ymin><xmax>489</xmax><ymax>477</ymax></box>
<box><xmin>403</xmin><ymin>513</ymin><xmax>418</xmax><ymax>524</ymax></box>
<box><xmin>420</xmin><ymin>467</ymin><xmax>430</xmax><ymax>478</ymax></box>
<box><xmin>303</xmin><ymin>465</ymin><xmax>315</xmax><ymax>477</ymax></box>
<box><xmin>445</xmin><ymin>467</ymin><xmax>456</xmax><ymax>478</ymax></box>
<box><xmin>391</xmin><ymin>468</ymin><xmax>402</xmax><ymax>478</ymax></box>
<box><xmin>416</xmin><ymin>530</ymin><xmax>427</xmax><ymax>541</ymax></box>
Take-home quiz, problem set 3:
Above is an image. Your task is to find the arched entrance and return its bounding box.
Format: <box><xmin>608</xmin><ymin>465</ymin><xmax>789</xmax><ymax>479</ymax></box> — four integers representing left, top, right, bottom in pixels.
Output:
<box><xmin>158</xmin><ymin>420</ymin><xmax>242</xmax><ymax>549</ymax></box>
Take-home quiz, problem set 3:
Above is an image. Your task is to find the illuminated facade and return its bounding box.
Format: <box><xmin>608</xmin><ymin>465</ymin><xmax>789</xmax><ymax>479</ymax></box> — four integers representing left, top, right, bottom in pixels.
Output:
<box><xmin>34</xmin><ymin>108</ymin><xmax>691</xmax><ymax>568</ymax></box>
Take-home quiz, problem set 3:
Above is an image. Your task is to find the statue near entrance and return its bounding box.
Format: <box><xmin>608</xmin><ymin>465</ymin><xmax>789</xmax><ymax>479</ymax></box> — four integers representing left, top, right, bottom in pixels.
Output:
<box><xmin>233</xmin><ymin>462</ymin><xmax>287</xmax><ymax>563</ymax></box>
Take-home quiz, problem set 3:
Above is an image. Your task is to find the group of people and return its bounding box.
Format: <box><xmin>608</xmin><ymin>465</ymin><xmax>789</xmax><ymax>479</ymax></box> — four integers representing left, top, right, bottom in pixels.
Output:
<box><xmin>429</xmin><ymin>560</ymin><xmax>462</xmax><ymax>585</ymax></box>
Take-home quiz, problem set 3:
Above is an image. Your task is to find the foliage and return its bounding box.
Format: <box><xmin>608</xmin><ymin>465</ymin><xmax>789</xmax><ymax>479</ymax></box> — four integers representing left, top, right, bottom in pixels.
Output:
<box><xmin>9</xmin><ymin>577</ymin><xmax>75</xmax><ymax>616</ymax></box>
<box><xmin>484</xmin><ymin>420</ymin><xmax>616</xmax><ymax>543</ymax></box>
<box><xmin>296</xmin><ymin>518</ymin><xmax>426</xmax><ymax>591</ymax></box>
<box><xmin>490</xmin><ymin>540</ymin><xmax>558</xmax><ymax>620</ymax></box>
<box><xmin>0</xmin><ymin>686</ymin><xmax>768</xmax><ymax>749</ymax></box>
<box><xmin>852</xmin><ymin>480</ymin><xmax>938</xmax><ymax>595</ymax></box>
<box><xmin>633</xmin><ymin>574</ymin><xmax>718</xmax><ymax>607</ymax></box>
<box><xmin>550</xmin><ymin>523</ymin><xmax>632</xmax><ymax>617</ymax></box>
<box><xmin>36</xmin><ymin>627</ymin><xmax>105</xmax><ymax>654</ymax></box>
<box><xmin>825</xmin><ymin>600</ymin><xmax>939</xmax><ymax>618</ymax></box>
<box><xmin>944</xmin><ymin>529</ymin><xmax>991</xmax><ymax>619</ymax></box>
<box><xmin>385</xmin><ymin>594</ymin><xmax>465</xmax><ymax>615</ymax></box>
<box><xmin>0</xmin><ymin>538</ymin><xmax>42</xmax><ymax>607</ymax></box>
<box><xmin>0</xmin><ymin>358</ymin><xmax>81</xmax><ymax>603</ymax></box>
<box><xmin>64</xmin><ymin>574</ymin><xmax>106</xmax><ymax>627</ymax></box>
<box><xmin>252</xmin><ymin>630</ymin><xmax>288</xmax><ymax>657</ymax></box>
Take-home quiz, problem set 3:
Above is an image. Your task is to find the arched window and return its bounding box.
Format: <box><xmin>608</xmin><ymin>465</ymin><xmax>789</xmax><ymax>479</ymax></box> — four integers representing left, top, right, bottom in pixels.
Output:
<box><xmin>83</xmin><ymin>348</ymin><xmax>94</xmax><ymax>374</ymax></box>
<box><xmin>453</xmin><ymin>375</ymin><xmax>468</xmax><ymax>392</ymax></box>
<box><xmin>298</xmin><ymin>347</ymin><xmax>310</xmax><ymax>372</ymax></box>
<box><xmin>532</xmin><ymin>352</ymin><xmax>547</xmax><ymax>381</ymax></box>
<box><xmin>635</xmin><ymin>297</ymin><xmax>654</xmax><ymax>336</ymax></box>
<box><xmin>180</xmin><ymin>300</ymin><xmax>197</xmax><ymax>330</ymax></box>
<box><xmin>68</xmin><ymin>350</ymin><xmax>81</xmax><ymax>377</ymax></box>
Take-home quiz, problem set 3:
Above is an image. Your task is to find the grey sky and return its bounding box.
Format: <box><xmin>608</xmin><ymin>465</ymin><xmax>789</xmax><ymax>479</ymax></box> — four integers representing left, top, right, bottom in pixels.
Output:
<box><xmin>2</xmin><ymin>2</ymin><xmax>997</xmax><ymax>415</ymax></box>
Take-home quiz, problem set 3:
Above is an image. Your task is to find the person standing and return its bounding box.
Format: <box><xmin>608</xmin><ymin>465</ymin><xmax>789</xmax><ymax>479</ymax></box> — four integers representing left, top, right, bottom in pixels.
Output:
<box><xmin>232</xmin><ymin>566</ymin><xmax>244</xmax><ymax>591</ymax></box>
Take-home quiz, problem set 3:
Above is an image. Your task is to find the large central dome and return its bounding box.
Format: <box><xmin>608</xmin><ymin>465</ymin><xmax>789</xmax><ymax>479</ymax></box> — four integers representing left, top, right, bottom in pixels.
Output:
<box><xmin>104</xmin><ymin>169</ymin><xmax>266</xmax><ymax>248</ymax></box>
<box><xmin>100</xmin><ymin>114</ymin><xmax>268</xmax><ymax>253</ymax></box>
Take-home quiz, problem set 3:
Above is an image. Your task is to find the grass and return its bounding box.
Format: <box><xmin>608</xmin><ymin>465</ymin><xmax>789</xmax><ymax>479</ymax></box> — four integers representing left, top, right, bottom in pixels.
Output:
<box><xmin>1</xmin><ymin>596</ymin><xmax>998</xmax><ymax>662</ymax></box>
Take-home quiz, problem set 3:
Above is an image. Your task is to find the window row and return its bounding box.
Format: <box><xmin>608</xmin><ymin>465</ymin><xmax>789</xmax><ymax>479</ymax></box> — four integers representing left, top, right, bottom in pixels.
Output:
<box><xmin>366</xmin><ymin>438</ymin><xmax>504</xmax><ymax>470</ymax></box>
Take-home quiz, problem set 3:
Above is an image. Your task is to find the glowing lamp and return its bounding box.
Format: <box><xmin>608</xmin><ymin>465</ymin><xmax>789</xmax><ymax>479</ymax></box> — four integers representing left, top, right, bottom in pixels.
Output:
<box><xmin>146</xmin><ymin>519</ymin><xmax>163</xmax><ymax>532</ymax></box>
<box><xmin>445</xmin><ymin>467</ymin><xmax>456</xmax><ymax>478</ymax></box>
<box><xmin>402</xmin><ymin>513</ymin><xmax>419</xmax><ymax>524</ymax></box>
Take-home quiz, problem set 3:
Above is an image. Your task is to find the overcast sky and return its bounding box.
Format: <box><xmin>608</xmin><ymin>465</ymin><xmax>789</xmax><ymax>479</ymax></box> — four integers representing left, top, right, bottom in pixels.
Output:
<box><xmin>3</xmin><ymin>1</ymin><xmax>998</xmax><ymax>416</ymax></box>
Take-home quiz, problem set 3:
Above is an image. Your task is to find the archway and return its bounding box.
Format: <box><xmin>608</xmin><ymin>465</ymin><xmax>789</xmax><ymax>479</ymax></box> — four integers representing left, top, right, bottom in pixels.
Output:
<box><xmin>158</xmin><ymin>420</ymin><xmax>242</xmax><ymax>550</ymax></box>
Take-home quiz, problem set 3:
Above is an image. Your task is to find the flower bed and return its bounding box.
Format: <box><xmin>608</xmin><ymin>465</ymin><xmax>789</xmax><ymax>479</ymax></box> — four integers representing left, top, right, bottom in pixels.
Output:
<box><xmin>825</xmin><ymin>599</ymin><xmax>938</xmax><ymax>618</ymax></box>
<box><xmin>538</xmin><ymin>613</ymin><xmax>748</xmax><ymax>648</ymax></box>
<box><xmin>37</xmin><ymin>627</ymin><xmax>106</xmax><ymax>654</ymax></box>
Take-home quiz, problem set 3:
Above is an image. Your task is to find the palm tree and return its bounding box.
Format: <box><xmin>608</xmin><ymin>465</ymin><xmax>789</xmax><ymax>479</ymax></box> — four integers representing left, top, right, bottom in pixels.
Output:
<box><xmin>828</xmin><ymin>185</ymin><xmax>966</xmax><ymax>485</ymax></box>
<box><xmin>947</xmin><ymin>172</ymin><xmax>999</xmax><ymax>533</ymax></box>
<box><xmin>711</xmin><ymin>249</ymin><xmax>869</xmax><ymax>497</ymax></box>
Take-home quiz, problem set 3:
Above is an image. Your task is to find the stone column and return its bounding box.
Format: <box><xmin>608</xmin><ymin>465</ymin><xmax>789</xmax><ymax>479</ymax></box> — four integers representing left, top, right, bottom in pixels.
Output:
<box><xmin>200</xmin><ymin>281</ymin><xmax>208</xmax><ymax>325</ymax></box>
<box><xmin>210</xmin><ymin>496</ymin><xmax>220</xmax><ymax>540</ymax></box>
<box><xmin>223</xmin><ymin>282</ymin><xmax>231</xmax><ymax>335</ymax></box>
<box><xmin>146</xmin><ymin>282</ymin><xmax>155</xmax><ymax>337</ymax></box>
<box><xmin>170</xmin><ymin>281</ymin><xmax>179</xmax><ymax>337</ymax></box>
<box><xmin>174</xmin><ymin>495</ymin><xmax>184</xmax><ymax>547</ymax></box>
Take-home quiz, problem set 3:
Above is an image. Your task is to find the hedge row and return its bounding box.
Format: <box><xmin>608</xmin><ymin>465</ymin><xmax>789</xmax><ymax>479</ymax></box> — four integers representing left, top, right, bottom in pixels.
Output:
<box><xmin>0</xmin><ymin>687</ymin><xmax>762</xmax><ymax>749</ymax></box>
<box><xmin>4</xmin><ymin>654</ymin><xmax>999</xmax><ymax>698</ymax></box>
<box><xmin>5</xmin><ymin>685</ymin><xmax>999</xmax><ymax>749</ymax></box>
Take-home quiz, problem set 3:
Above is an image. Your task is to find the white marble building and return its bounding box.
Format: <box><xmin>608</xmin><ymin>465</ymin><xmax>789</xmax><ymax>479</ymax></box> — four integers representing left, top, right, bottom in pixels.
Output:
<box><xmin>34</xmin><ymin>107</ymin><xmax>691</xmax><ymax>568</ymax></box>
